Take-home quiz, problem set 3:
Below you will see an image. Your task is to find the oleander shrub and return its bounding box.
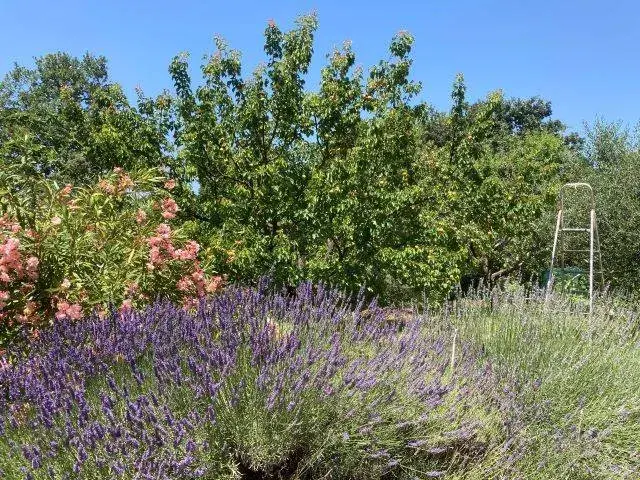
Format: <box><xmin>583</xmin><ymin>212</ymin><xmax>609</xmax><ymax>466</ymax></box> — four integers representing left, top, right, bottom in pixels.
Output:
<box><xmin>0</xmin><ymin>283</ymin><xmax>509</xmax><ymax>479</ymax></box>
<box><xmin>0</xmin><ymin>166</ymin><xmax>222</xmax><ymax>349</ymax></box>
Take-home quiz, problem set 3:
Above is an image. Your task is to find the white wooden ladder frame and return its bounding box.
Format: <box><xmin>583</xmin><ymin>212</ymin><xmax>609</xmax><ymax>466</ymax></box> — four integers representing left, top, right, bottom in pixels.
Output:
<box><xmin>546</xmin><ymin>182</ymin><xmax>604</xmax><ymax>314</ymax></box>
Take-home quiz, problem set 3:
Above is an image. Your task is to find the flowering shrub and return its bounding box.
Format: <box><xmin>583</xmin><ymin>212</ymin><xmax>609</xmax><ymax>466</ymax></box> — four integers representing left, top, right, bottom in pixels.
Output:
<box><xmin>0</xmin><ymin>167</ymin><xmax>221</xmax><ymax>348</ymax></box>
<box><xmin>0</xmin><ymin>283</ymin><xmax>507</xmax><ymax>478</ymax></box>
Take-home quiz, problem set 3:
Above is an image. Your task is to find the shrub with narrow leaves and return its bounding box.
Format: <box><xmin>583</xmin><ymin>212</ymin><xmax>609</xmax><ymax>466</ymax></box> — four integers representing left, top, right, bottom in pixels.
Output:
<box><xmin>0</xmin><ymin>166</ymin><xmax>222</xmax><ymax>348</ymax></box>
<box><xmin>0</xmin><ymin>283</ymin><xmax>507</xmax><ymax>479</ymax></box>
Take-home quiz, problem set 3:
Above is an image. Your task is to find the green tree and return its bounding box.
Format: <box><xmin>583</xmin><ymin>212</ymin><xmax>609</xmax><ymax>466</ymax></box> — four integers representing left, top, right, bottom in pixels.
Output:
<box><xmin>305</xmin><ymin>32</ymin><xmax>464</xmax><ymax>300</ymax></box>
<box><xmin>0</xmin><ymin>52</ymin><xmax>167</xmax><ymax>183</ymax></box>
<box><xmin>421</xmin><ymin>77</ymin><xmax>567</xmax><ymax>287</ymax></box>
<box><xmin>168</xmin><ymin>15</ymin><xmax>318</xmax><ymax>286</ymax></box>
<box><xmin>565</xmin><ymin>120</ymin><xmax>640</xmax><ymax>290</ymax></box>
<box><xmin>167</xmin><ymin>14</ymin><xmax>570</xmax><ymax>302</ymax></box>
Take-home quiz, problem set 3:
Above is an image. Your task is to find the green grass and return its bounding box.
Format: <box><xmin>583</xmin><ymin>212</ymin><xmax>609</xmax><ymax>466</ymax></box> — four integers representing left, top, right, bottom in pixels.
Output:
<box><xmin>445</xmin><ymin>286</ymin><xmax>640</xmax><ymax>479</ymax></box>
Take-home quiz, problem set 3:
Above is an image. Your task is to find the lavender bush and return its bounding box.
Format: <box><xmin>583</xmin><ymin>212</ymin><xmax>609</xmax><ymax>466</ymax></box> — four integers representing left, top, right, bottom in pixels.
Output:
<box><xmin>450</xmin><ymin>283</ymin><xmax>640</xmax><ymax>479</ymax></box>
<box><xmin>0</xmin><ymin>283</ymin><xmax>507</xmax><ymax>479</ymax></box>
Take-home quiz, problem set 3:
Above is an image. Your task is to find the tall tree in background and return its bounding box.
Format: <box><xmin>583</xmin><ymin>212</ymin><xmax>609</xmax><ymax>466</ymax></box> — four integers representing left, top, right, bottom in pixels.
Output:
<box><xmin>420</xmin><ymin>76</ymin><xmax>567</xmax><ymax>287</ymax></box>
<box><xmin>304</xmin><ymin>32</ymin><xmax>465</xmax><ymax>299</ymax></box>
<box><xmin>566</xmin><ymin>120</ymin><xmax>640</xmax><ymax>291</ymax></box>
<box><xmin>0</xmin><ymin>52</ymin><xmax>167</xmax><ymax>183</ymax></box>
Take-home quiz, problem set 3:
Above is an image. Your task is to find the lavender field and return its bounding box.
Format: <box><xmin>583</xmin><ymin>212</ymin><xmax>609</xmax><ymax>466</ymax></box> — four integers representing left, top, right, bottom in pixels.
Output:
<box><xmin>1</xmin><ymin>283</ymin><xmax>638</xmax><ymax>479</ymax></box>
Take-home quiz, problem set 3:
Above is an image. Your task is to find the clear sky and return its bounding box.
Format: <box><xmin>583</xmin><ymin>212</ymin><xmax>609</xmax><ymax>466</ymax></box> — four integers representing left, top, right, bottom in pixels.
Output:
<box><xmin>1</xmin><ymin>0</ymin><xmax>638</xmax><ymax>133</ymax></box>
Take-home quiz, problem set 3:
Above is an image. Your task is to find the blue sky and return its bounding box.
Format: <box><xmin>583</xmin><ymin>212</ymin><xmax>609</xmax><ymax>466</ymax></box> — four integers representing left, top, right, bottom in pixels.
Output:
<box><xmin>1</xmin><ymin>0</ymin><xmax>638</xmax><ymax>133</ymax></box>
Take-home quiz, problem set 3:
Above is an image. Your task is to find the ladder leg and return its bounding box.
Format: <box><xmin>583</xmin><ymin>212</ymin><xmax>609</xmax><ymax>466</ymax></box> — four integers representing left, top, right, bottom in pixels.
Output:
<box><xmin>546</xmin><ymin>209</ymin><xmax>563</xmax><ymax>308</ymax></box>
<box><xmin>548</xmin><ymin>209</ymin><xmax>562</xmax><ymax>289</ymax></box>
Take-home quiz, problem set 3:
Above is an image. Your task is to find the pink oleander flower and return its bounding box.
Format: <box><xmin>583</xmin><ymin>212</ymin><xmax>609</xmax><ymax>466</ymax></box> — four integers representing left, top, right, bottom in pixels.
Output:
<box><xmin>206</xmin><ymin>276</ymin><xmax>223</xmax><ymax>294</ymax></box>
<box><xmin>113</xmin><ymin>167</ymin><xmax>123</xmax><ymax>174</ymax></box>
<box><xmin>182</xmin><ymin>296</ymin><xmax>198</xmax><ymax>311</ymax></box>
<box><xmin>120</xmin><ymin>299</ymin><xmax>133</xmax><ymax>313</ymax></box>
<box><xmin>117</xmin><ymin>174</ymin><xmax>134</xmax><ymax>191</ymax></box>
<box><xmin>191</xmin><ymin>268</ymin><xmax>205</xmax><ymax>283</ymax></box>
<box><xmin>0</xmin><ymin>237</ymin><xmax>23</xmax><ymax>279</ymax></box>
<box><xmin>26</xmin><ymin>256</ymin><xmax>39</xmax><ymax>279</ymax></box>
<box><xmin>0</xmin><ymin>290</ymin><xmax>9</xmax><ymax>309</ymax></box>
<box><xmin>55</xmin><ymin>301</ymin><xmax>71</xmax><ymax>320</ymax></box>
<box><xmin>176</xmin><ymin>276</ymin><xmax>193</xmax><ymax>292</ymax></box>
<box><xmin>1</xmin><ymin>237</ymin><xmax>21</xmax><ymax>257</ymax></box>
<box><xmin>51</xmin><ymin>216</ymin><xmax>62</xmax><ymax>226</ymax></box>
<box><xmin>150</xmin><ymin>246</ymin><xmax>162</xmax><ymax>264</ymax></box>
<box><xmin>161</xmin><ymin>197</ymin><xmax>179</xmax><ymax>220</ymax></box>
<box><xmin>164</xmin><ymin>179</ymin><xmax>176</xmax><ymax>190</ymax></box>
<box><xmin>185</xmin><ymin>240</ymin><xmax>200</xmax><ymax>256</ymax></box>
<box><xmin>135</xmin><ymin>209</ymin><xmax>147</xmax><ymax>224</ymax></box>
<box><xmin>174</xmin><ymin>240</ymin><xmax>200</xmax><ymax>261</ymax></box>
<box><xmin>156</xmin><ymin>223</ymin><xmax>171</xmax><ymax>237</ymax></box>
<box><xmin>59</xmin><ymin>184</ymin><xmax>73</xmax><ymax>197</ymax></box>
<box><xmin>61</xmin><ymin>278</ymin><xmax>71</xmax><ymax>290</ymax></box>
<box><xmin>146</xmin><ymin>235</ymin><xmax>161</xmax><ymax>247</ymax></box>
<box><xmin>66</xmin><ymin>303</ymin><xmax>83</xmax><ymax>320</ymax></box>
<box><xmin>98</xmin><ymin>180</ymin><xmax>116</xmax><ymax>195</ymax></box>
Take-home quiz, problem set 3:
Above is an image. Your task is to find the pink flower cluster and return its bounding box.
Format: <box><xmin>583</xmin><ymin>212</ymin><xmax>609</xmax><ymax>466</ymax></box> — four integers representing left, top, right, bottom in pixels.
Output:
<box><xmin>0</xmin><ymin>237</ymin><xmax>23</xmax><ymax>283</ymax></box>
<box><xmin>0</xmin><ymin>219</ymin><xmax>40</xmax><ymax>285</ymax></box>
<box><xmin>156</xmin><ymin>197</ymin><xmax>179</xmax><ymax>220</ymax></box>
<box><xmin>0</xmin><ymin>291</ymin><xmax>9</xmax><ymax>310</ymax></box>
<box><xmin>55</xmin><ymin>300</ymin><xmax>83</xmax><ymax>321</ymax></box>
<box><xmin>98</xmin><ymin>167</ymin><xmax>134</xmax><ymax>196</ymax></box>
<box><xmin>0</xmin><ymin>216</ymin><xmax>40</xmax><ymax>324</ymax></box>
<box><xmin>0</xmin><ymin>172</ymin><xmax>225</xmax><ymax>335</ymax></box>
<box><xmin>174</xmin><ymin>240</ymin><xmax>200</xmax><ymax>261</ymax></box>
<box><xmin>59</xmin><ymin>184</ymin><xmax>73</xmax><ymax>198</ymax></box>
<box><xmin>135</xmin><ymin>209</ymin><xmax>147</xmax><ymax>225</ymax></box>
<box><xmin>175</xmin><ymin>267</ymin><xmax>222</xmax><ymax>297</ymax></box>
<box><xmin>144</xmin><ymin>222</ymin><xmax>223</xmax><ymax>310</ymax></box>
<box><xmin>146</xmin><ymin>223</ymin><xmax>176</xmax><ymax>270</ymax></box>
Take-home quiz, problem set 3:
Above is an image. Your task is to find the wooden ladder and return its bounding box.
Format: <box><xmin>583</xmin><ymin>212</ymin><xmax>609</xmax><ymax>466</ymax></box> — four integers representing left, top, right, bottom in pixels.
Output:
<box><xmin>546</xmin><ymin>183</ymin><xmax>604</xmax><ymax>314</ymax></box>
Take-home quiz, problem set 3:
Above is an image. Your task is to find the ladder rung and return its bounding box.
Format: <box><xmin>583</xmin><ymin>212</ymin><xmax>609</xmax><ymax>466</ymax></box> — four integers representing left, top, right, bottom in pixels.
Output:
<box><xmin>561</xmin><ymin>228</ymin><xmax>590</xmax><ymax>232</ymax></box>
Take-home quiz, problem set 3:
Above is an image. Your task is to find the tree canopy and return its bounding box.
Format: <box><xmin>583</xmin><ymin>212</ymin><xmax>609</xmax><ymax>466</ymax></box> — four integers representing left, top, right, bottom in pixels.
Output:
<box><xmin>1</xmin><ymin>13</ymin><xmax>636</xmax><ymax>302</ymax></box>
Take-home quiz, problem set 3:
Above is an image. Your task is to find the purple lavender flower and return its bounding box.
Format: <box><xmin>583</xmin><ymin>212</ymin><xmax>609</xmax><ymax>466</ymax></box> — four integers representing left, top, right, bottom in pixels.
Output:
<box><xmin>0</xmin><ymin>283</ymin><xmax>504</xmax><ymax>478</ymax></box>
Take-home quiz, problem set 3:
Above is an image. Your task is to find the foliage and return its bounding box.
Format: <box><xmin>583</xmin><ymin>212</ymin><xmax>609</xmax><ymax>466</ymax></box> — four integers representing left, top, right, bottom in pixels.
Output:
<box><xmin>0</xmin><ymin>166</ymin><xmax>221</xmax><ymax>348</ymax></box>
<box><xmin>165</xmin><ymin>15</ymin><xmax>569</xmax><ymax>302</ymax></box>
<box><xmin>417</xmin><ymin>80</ymin><xmax>567</xmax><ymax>288</ymax></box>
<box><xmin>5</xmin><ymin>13</ymin><xmax>639</xmax><ymax>303</ymax></box>
<box><xmin>0</xmin><ymin>52</ymin><xmax>168</xmax><ymax>184</ymax></box>
<box><xmin>167</xmin><ymin>16</ymin><xmax>319</xmax><ymax>289</ymax></box>
<box><xmin>564</xmin><ymin>120</ymin><xmax>640</xmax><ymax>291</ymax></box>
